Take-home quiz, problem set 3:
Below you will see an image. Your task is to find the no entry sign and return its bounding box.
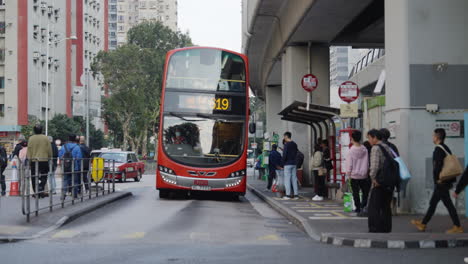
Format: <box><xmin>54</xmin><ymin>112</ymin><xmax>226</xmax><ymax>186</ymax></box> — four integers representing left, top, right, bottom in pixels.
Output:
<box><xmin>339</xmin><ymin>81</ymin><xmax>359</xmax><ymax>103</ymax></box>
<box><xmin>301</xmin><ymin>74</ymin><xmax>318</xmax><ymax>92</ymax></box>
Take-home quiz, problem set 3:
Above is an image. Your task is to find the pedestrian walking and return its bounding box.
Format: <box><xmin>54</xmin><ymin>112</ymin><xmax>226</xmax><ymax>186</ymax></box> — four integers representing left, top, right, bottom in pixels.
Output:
<box><xmin>79</xmin><ymin>136</ymin><xmax>91</xmax><ymax>192</ymax></box>
<box><xmin>311</xmin><ymin>144</ymin><xmax>325</xmax><ymax>201</ymax></box>
<box><xmin>346</xmin><ymin>130</ymin><xmax>370</xmax><ymax>215</ymax></box>
<box><xmin>267</xmin><ymin>144</ymin><xmax>282</xmax><ymax>191</ymax></box>
<box><xmin>367</xmin><ymin>129</ymin><xmax>397</xmax><ymax>233</ymax></box>
<box><xmin>320</xmin><ymin>140</ymin><xmax>333</xmax><ymax>198</ymax></box>
<box><xmin>411</xmin><ymin>129</ymin><xmax>463</xmax><ymax>234</ymax></box>
<box><xmin>27</xmin><ymin>124</ymin><xmax>53</xmax><ymax>198</ymax></box>
<box><xmin>49</xmin><ymin>136</ymin><xmax>58</xmax><ymax>194</ymax></box>
<box><xmin>18</xmin><ymin>141</ymin><xmax>28</xmax><ymax>164</ymax></box>
<box><xmin>282</xmin><ymin>132</ymin><xmax>299</xmax><ymax>200</ymax></box>
<box><xmin>0</xmin><ymin>144</ymin><xmax>8</xmax><ymax>196</ymax></box>
<box><xmin>59</xmin><ymin>135</ymin><xmax>83</xmax><ymax>198</ymax></box>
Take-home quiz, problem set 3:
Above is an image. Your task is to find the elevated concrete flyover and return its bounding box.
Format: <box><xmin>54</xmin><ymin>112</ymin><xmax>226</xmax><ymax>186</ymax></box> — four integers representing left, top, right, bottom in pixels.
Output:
<box><xmin>242</xmin><ymin>0</ymin><xmax>384</xmax><ymax>100</ymax></box>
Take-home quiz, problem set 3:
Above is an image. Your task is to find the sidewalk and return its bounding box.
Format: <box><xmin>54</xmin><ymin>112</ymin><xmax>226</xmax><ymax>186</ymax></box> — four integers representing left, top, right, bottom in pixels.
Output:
<box><xmin>0</xmin><ymin>191</ymin><xmax>131</xmax><ymax>242</ymax></box>
<box><xmin>248</xmin><ymin>177</ymin><xmax>468</xmax><ymax>249</ymax></box>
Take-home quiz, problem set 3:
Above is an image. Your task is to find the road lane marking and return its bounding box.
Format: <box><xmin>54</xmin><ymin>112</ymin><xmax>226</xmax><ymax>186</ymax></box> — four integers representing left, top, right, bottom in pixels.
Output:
<box><xmin>123</xmin><ymin>232</ymin><xmax>145</xmax><ymax>239</ymax></box>
<box><xmin>257</xmin><ymin>234</ymin><xmax>280</xmax><ymax>241</ymax></box>
<box><xmin>0</xmin><ymin>225</ymin><xmax>30</xmax><ymax>235</ymax></box>
<box><xmin>52</xmin><ymin>230</ymin><xmax>79</xmax><ymax>239</ymax></box>
<box><xmin>297</xmin><ymin>210</ymin><xmax>343</xmax><ymax>213</ymax></box>
<box><xmin>190</xmin><ymin>232</ymin><xmax>211</xmax><ymax>241</ymax></box>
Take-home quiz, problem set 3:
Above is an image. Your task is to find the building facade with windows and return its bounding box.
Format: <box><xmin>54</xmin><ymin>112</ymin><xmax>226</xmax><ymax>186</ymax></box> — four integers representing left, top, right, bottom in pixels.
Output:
<box><xmin>111</xmin><ymin>0</ymin><xmax>177</xmax><ymax>49</ymax></box>
<box><xmin>0</xmin><ymin>0</ymin><xmax>108</xmax><ymax>152</ymax></box>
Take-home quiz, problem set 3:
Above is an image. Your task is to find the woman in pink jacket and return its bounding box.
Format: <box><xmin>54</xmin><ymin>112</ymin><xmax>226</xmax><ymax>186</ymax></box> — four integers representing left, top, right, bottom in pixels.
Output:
<box><xmin>346</xmin><ymin>130</ymin><xmax>370</xmax><ymax>215</ymax></box>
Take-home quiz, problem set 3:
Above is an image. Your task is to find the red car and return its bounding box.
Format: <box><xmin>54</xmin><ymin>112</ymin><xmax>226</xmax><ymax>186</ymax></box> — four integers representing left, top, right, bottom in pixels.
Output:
<box><xmin>99</xmin><ymin>151</ymin><xmax>145</xmax><ymax>182</ymax></box>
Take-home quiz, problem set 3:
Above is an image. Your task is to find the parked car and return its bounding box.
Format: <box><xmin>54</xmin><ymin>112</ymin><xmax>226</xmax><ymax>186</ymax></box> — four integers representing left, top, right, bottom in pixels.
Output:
<box><xmin>98</xmin><ymin>150</ymin><xmax>145</xmax><ymax>182</ymax></box>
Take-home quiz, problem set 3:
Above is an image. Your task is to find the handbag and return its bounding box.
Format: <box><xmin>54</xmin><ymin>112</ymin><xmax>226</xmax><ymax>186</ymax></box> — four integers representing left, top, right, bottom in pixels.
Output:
<box><xmin>437</xmin><ymin>145</ymin><xmax>463</xmax><ymax>183</ymax></box>
<box><xmin>390</xmin><ymin>149</ymin><xmax>412</xmax><ymax>181</ymax></box>
<box><xmin>318</xmin><ymin>167</ymin><xmax>327</xmax><ymax>176</ymax></box>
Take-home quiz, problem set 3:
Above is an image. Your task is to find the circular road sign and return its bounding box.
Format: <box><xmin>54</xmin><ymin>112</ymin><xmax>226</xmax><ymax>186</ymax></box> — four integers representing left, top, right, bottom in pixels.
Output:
<box><xmin>339</xmin><ymin>81</ymin><xmax>360</xmax><ymax>103</ymax></box>
<box><xmin>301</xmin><ymin>74</ymin><xmax>318</xmax><ymax>92</ymax></box>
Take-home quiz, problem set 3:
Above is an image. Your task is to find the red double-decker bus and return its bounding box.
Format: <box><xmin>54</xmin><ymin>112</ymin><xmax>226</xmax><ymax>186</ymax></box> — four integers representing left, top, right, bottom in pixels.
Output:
<box><xmin>156</xmin><ymin>47</ymin><xmax>249</xmax><ymax>199</ymax></box>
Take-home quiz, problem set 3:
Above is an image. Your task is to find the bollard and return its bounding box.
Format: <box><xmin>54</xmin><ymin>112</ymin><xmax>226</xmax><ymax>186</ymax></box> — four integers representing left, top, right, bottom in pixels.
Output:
<box><xmin>9</xmin><ymin>159</ymin><xmax>20</xmax><ymax>196</ymax></box>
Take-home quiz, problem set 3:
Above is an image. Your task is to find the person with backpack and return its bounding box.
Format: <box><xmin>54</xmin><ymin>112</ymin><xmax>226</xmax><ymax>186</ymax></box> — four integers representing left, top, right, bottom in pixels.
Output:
<box><xmin>0</xmin><ymin>144</ymin><xmax>8</xmax><ymax>196</ymax></box>
<box><xmin>380</xmin><ymin>128</ymin><xmax>399</xmax><ymax>156</ymax></box>
<box><xmin>282</xmin><ymin>132</ymin><xmax>299</xmax><ymax>200</ymax></box>
<box><xmin>79</xmin><ymin>136</ymin><xmax>91</xmax><ymax>192</ymax></box>
<box><xmin>267</xmin><ymin>144</ymin><xmax>283</xmax><ymax>191</ymax></box>
<box><xmin>346</xmin><ymin>130</ymin><xmax>370</xmax><ymax>216</ymax></box>
<box><xmin>412</xmin><ymin>128</ymin><xmax>463</xmax><ymax>234</ymax></box>
<box><xmin>27</xmin><ymin>124</ymin><xmax>53</xmax><ymax>198</ymax></box>
<box><xmin>367</xmin><ymin>129</ymin><xmax>399</xmax><ymax>233</ymax></box>
<box><xmin>59</xmin><ymin>135</ymin><xmax>83</xmax><ymax>198</ymax></box>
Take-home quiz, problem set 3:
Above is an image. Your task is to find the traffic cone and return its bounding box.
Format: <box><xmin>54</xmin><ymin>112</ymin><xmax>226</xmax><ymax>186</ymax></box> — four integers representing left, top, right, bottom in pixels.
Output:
<box><xmin>9</xmin><ymin>160</ymin><xmax>20</xmax><ymax>196</ymax></box>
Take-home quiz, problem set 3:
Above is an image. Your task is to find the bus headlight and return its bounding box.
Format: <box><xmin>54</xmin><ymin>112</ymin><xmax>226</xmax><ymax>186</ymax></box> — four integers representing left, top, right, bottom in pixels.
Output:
<box><xmin>229</xmin><ymin>169</ymin><xmax>246</xmax><ymax>178</ymax></box>
<box><xmin>159</xmin><ymin>165</ymin><xmax>175</xmax><ymax>175</ymax></box>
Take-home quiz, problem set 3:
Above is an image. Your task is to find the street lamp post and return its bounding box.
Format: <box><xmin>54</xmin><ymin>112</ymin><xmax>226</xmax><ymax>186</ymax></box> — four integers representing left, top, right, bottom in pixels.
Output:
<box><xmin>45</xmin><ymin>34</ymin><xmax>77</xmax><ymax>136</ymax></box>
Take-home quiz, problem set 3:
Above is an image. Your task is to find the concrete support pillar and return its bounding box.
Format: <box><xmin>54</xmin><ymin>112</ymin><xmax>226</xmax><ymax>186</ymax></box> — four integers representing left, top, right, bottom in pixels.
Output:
<box><xmin>280</xmin><ymin>45</ymin><xmax>330</xmax><ymax>178</ymax></box>
<box><xmin>265</xmin><ymin>85</ymin><xmax>282</xmax><ymax>136</ymax></box>
<box><xmin>385</xmin><ymin>0</ymin><xmax>468</xmax><ymax>213</ymax></box>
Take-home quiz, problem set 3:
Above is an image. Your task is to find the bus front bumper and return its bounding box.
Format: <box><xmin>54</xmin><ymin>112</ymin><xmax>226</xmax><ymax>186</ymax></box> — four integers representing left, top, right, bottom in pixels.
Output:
<box><xmin>159</xmin><ymin>171</ymin><xmax>244</xmax><ymax>190</ymax></box>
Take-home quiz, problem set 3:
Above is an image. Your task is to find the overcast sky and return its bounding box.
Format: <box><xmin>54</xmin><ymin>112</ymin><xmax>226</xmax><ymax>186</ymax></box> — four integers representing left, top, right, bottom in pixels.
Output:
<box><xmin>178</xmin><ymin>0</ymin><xmax>242</xmax><ymax>53</ymax></box>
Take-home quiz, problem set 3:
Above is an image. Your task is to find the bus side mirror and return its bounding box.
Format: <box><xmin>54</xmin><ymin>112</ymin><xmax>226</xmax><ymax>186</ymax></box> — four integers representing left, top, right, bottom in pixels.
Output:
<box><xmin>249</xmin><ymin>123</ymin><xmax>256</xmax><ymax>134</ymax></box>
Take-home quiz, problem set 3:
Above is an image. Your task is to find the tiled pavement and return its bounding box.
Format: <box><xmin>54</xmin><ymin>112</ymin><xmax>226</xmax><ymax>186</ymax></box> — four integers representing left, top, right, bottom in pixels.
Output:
<box><xmin>247</xmin><ymin>176</ymin><xmax>468</xmax><ymax>249</ymax></box>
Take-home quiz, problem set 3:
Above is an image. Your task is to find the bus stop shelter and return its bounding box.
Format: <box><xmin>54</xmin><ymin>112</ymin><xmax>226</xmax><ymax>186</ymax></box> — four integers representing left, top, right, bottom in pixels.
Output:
<box><xmin>278</xmin><ymin>101</ymin><xmax>341</xmax><ymax>184</ymax></box>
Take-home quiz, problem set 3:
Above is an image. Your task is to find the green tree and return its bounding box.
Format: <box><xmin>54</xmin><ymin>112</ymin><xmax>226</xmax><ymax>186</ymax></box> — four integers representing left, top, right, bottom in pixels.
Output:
<box><xmin>93</xmin><ymin>21</ymin><xmax>192</xmax><ymax>155</ymax></box>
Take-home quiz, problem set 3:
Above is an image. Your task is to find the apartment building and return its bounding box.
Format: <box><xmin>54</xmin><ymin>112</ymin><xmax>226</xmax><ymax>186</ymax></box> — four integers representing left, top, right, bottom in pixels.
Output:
<box><xmin>0</xmin><ymin>0</ymin><xmax>108</xmax><ymax>151</ymax></box>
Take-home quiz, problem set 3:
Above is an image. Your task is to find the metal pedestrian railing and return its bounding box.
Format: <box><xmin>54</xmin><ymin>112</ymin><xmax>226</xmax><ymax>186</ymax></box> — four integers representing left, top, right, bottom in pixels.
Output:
<box><xmin>15</xmin><ymin>158</ymin><xmax>117</xmax><ymax>222</ymax></box>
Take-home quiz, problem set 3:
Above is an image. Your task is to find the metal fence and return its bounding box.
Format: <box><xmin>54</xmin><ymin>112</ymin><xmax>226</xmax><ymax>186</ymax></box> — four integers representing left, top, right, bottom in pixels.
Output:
<box><xmin>7</xmin><ymin>158</ymin><xmax>119</xmax><ymax>222</ymax></box>
<box><xmin>348</xmin><ymin>49</ymin><xmax>385</xmax><ymax>78</ymax></box>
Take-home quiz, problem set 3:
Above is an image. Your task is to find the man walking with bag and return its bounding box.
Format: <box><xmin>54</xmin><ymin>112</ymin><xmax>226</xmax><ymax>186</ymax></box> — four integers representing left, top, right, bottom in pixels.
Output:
<box><xmin>412</xmin><ymin>129</ymin><xmax>463</xmax><ymax>234</ymax></box>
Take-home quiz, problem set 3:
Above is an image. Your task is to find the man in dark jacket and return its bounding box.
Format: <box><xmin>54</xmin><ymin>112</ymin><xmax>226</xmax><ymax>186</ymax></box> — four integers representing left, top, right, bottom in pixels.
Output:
<box><xmin>282</xmin><ymin>132</ymin><xmax>298</xmax><ymax>200</ymax></box>
<box><xmin>267</xmin><ymin>144</ymin><xmax>282</xmax><ymax>191</ymax></box>
<box><xmin>412</xmin><ymin>129</ymin><xmax>463</xmax><ymax>234</ymax></box>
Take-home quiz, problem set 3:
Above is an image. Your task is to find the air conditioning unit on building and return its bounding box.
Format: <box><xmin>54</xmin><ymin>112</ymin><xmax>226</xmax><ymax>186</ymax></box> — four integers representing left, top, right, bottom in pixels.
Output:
<box><xmin>84</xmin><ymin>32</ymin><xmax>88</xmax><ymax>40</ymax></box>
<box><xmin>48</xmin><ymin>5</ymin><xmax>54</xmax><ymax>16</ymax></box>
<box><xmin>41</xmin><ymin>54</ymin><xmax>47</xmax><ymax>63</ymax></box>
<box><xmin>33</xmin><ymin>51</ymin><xmax>40</xmax><ymax>60</ymax></box>
<box><xmin>54</xmin><ymin>59</ymin><xmax>59</xmax><ymax>69</ymax></box>
<box><xmin>40</xmin><ymin>2</ymin><xmax>47</xmax><ymax>11</ymax></box>
<box><xmin>48</xmin><ymin>57</ymin><xmax>53</xmax><ymax>64</ymax></box>
<box><xmin>84</xmin><ymin>13</ymin><xmax>88</xmax><ymax>22</ymax></box>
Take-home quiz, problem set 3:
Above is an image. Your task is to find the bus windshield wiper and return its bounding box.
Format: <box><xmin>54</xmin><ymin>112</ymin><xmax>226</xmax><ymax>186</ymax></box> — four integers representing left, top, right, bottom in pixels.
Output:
<box><xmin>168</xmin><ymin>112</ymin><xmax>204</xmax><ymax>122</ymax></box>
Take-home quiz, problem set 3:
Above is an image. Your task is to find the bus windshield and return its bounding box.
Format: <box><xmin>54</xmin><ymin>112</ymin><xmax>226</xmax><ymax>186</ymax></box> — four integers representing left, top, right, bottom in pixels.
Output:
<box><xmin>162</xmin><ymin>115</ymin><xmax>244</xmax><ymax>167</ymax></box>
<box><xmin>166</xmin><ymin>49</ymin><xmax>246</xmax><ymax>93</ymax></box>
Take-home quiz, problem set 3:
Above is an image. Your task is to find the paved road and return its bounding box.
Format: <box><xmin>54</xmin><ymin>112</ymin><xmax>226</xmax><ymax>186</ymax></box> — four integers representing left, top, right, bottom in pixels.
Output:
<box><xmin>0</xmin><ymin>173</ymin><xmax>467</xmax><ymax>264</ymax></box>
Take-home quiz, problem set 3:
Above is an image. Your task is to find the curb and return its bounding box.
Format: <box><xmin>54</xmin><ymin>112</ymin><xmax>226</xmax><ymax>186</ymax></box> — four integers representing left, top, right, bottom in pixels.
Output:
<box><xmin>0</xmin><ymin>191</ymin><xmax>132</xmax><ymax>243</ymax></box>
<box><xmin>321</xmin><ymin>233</ymin><xmax>468</xmax><ymax>249</ymax></box>
<box><xmin>248</xmin><ymin>184</ymin><xmax>468</xmax><ymax>249</ymax></box>
<box><xmin>247</xmin><ymin>184</ymin><xmax>321</xmax><ymax>241</ymax></box>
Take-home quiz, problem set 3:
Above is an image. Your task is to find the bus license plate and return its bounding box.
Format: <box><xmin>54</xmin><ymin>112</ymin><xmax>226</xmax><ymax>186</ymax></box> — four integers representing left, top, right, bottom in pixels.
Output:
<box><xmin>191</xmin><ymin>185</ymin><xmax>211</xmax><ymax>191</ymax></box>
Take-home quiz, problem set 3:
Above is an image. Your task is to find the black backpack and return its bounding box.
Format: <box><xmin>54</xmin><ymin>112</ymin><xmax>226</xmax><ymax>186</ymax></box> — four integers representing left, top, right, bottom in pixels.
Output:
<box><xmin>0</xmin><ymin>147</ymin><xmax>6</xmax><ymax>169</ymax></box>
<box><xmin>63</xmin><ymin>144</ymin><xmax>76</xmax><ymax>172</ymax></box>
<box><xmin>376</xmin><ymin>144</ymin><xmax>401</xmax><ymax>192</ymax></box>
<box><xmin>296</xmin><ymin>151</ymin><xmax>304</xmax><ymax>168</ymax></box>
<box><xmin>79</xmin><ymin>144</ymin><xmax>91</xmax><ymax>170</ymax></box>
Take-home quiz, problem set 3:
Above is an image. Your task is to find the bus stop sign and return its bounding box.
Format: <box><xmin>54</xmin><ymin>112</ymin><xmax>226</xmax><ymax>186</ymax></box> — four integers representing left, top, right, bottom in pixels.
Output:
<box><xmin>339</xmin><ymin>81</ymin><xmax>360</xmax><ymax>103</ymax></box>
<box><xmin>301</xmin><ymin>74</ymin><xmax>318</xmax><ymax>92</ymax></box>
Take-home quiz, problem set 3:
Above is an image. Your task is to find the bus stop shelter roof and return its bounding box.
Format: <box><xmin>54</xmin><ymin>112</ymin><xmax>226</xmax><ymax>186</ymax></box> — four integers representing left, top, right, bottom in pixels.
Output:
<box><xmin>278</xmin><ymin>101</ymin><xmax>340</xmax><ymax>125</ymax></box>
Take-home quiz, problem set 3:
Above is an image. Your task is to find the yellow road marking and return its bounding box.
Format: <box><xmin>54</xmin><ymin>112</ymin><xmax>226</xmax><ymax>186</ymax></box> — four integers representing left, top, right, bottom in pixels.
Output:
<box><xmin>297</xmin><ymin>210</ymin><xmax>344</xmax><ymax>213</ymax></box>
<box><xmin>0</xmin><ymin>225</ymin><xmax>29</xmax><ymax>235</ymax></box>
<box><xmin>123</xmin><ymin>232</ymin><xmax>145</xmax><ymax>239</ymax></box>
<box><xmin>257</xmin><ymin>234</ymin><xmax>280</xmax><ymax>241</ymax></box>
<box><xmin>52</xmin><ymin>230</ymin><xmax>79</xmax><ymax>239</ymax></box>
